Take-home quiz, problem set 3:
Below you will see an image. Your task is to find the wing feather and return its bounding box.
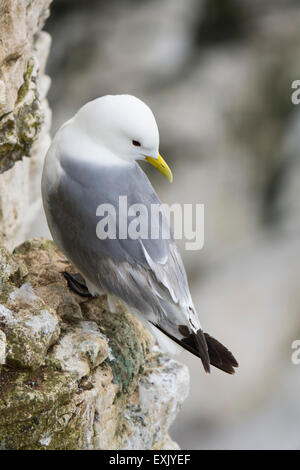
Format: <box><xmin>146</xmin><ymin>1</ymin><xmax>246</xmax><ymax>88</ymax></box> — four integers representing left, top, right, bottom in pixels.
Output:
<box><xmin>44</xmin><ymin>150</ymin><xmax>235</xmax><ymax>372</ymax></box>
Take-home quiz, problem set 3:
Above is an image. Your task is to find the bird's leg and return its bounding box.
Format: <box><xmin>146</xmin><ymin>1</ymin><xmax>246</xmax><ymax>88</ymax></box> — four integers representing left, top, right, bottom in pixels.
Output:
<box><xmin>63</xmin><ymin>271</ymin><xmax>92</xmax><ymax>298</ymax></box>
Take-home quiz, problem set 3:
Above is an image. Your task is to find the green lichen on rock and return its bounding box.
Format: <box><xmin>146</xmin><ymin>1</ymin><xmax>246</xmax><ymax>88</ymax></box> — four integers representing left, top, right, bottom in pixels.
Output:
<box><xmin>0</xmin><ymin>366</ymin><xmax>79</xmax><ymax>450</ymax></box>
<box><xmin>16</xmin><ymin>60</ymin><xmax>35</xmax><ymax>105</ymax></box>
<box><xmin>82</xmin><ymin>299</ymin><xmax>150</xmax><ymax>395</ymax></box>
<box><xmin>0</xmin><ymin>59</ymin><xmax>44</xmax><ymax>174</ymax></box>
<box><xmin>104</xmin><ymin>312</ymin><xmax>147</xmax><ymax>396</ymax></box>
<box><xmin>0</xmin><ymin>245</ymin><xmax>19</xmax><ymax>286</ymax></box>
<box><xmin>0</xmin><ymin>301</ymin><xmax>60</xmax><ymax>370</ymax></box>
<box><xmin>0</xmin><ymin>239</ymin><xmax>188</xmax><ymax>449</ymax></box>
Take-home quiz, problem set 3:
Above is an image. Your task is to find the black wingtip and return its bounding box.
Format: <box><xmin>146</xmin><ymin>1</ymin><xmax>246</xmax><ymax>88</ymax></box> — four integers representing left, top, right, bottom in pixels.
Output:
<box><xmin>182</xmin><ymin>329</ymin><xmax>238</xmax><ymax>374</ymax></box>
<box><xmin>191</xmin><ymin>329</ymin><xmax>211</xmax><ymax>373</ymax></box>
<box><xmin>152</xmin><ymin>322</ymin><xmax>238</xmax><ymax>375</ymax></box>
<box><xmin>152</xmin><ymin>323</ymin><xmax>211</xmax><ymax>373</ymax></box>
<box><xmin>204</xmin><ymin>332</ymin><xmax>239</xmax><ymax>374</ymax></box>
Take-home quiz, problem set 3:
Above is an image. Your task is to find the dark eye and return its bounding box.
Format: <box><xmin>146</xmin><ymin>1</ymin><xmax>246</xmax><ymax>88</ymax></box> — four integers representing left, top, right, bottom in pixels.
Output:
<box><xmin>132</xmin><ymin>140</ymin><xmax>141</xmax><ymax>147</ymax></box>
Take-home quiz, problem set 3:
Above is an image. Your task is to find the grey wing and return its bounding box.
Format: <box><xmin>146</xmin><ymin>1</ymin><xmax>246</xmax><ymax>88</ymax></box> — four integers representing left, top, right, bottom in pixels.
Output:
<box><xmin>44</xmin><ymin>150</ymin><xmax>239</xmax><ymax>374</ymax></box>
<box><xmin>45</xmin><ymin>155</ymin><xmax>199</xmax><ymax>333</ymax></box>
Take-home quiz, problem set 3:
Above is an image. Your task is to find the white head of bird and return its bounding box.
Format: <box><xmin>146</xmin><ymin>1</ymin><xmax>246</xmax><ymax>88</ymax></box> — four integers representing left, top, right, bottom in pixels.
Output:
<box><xmin>68</xmin><ymin>94</ymin><xmax>173</xmax><ymax>182</ymax></box>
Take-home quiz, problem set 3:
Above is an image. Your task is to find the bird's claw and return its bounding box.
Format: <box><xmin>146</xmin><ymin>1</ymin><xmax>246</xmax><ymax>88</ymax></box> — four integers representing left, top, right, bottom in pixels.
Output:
<box><xmin>63</xmin><ymin>271</ymin><xmax>92</xmax><ymax>298</ymax></box>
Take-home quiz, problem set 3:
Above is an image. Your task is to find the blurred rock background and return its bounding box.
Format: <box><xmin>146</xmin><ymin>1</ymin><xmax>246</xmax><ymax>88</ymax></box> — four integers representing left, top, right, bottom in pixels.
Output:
<box><xmin>30</xmin><ymin>0</ymin><xmax>300</xmax><ymax>449</ymax></box>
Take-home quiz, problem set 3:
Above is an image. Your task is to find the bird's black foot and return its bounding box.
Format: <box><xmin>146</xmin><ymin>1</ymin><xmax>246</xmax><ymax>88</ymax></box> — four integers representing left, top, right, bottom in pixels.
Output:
<box><xmin>63</xmin><ymin>271</ymin><xmax>92</xmax><ymax>298</ymax></box>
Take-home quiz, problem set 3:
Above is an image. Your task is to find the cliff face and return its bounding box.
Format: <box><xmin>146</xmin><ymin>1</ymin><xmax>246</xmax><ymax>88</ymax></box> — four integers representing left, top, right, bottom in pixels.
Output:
<box><xmin>0</xmin><ymin>239</ymin><xmax>189</xmax><ymax>449</ymax></box>
<box><xmin>0</xmin><ymin>1</ymin><xmax>190</xmax><ymax>450</ymax></box>
<box><xmin>0</xmin><ymin>0</ymin><xmax>52</xmax><ymax>249</ymax></box>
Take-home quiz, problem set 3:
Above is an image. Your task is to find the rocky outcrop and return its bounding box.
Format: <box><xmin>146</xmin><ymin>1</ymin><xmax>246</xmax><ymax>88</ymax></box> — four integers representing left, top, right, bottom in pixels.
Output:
<box><xmin>0</xmin><ymin>1</ymin><xmax>190</xmax><ymax>450</ymax></box>
<box><xmin>0</xmin><ymin>239</ymin><xmax>189</xmax><ymax>449</ymax></box>
<box><xmin>0</xmin><ymin>0</ymin><xmax>52</xmax><ymax>249</ymax></box>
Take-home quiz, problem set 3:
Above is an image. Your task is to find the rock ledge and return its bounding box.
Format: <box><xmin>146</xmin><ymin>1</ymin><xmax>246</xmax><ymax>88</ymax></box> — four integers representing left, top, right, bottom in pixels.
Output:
<box><xmin>0</xmin><ymin>238</ymin><xmax>189</xmax><ymax>450</ymax></box>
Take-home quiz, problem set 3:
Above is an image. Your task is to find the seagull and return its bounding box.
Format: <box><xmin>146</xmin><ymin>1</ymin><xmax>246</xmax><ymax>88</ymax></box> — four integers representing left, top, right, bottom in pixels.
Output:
<box><xmin>42</xmin><ymin>94</ymin><xmax>238</xmax><ymax>374</ymax></box>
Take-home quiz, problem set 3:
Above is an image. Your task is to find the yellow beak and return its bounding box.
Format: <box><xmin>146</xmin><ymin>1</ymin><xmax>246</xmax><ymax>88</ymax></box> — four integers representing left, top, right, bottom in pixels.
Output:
<box><xmin>145</xmin><ymin>153</ymin><xmax>173</xmax><ymax>183</ymax></box>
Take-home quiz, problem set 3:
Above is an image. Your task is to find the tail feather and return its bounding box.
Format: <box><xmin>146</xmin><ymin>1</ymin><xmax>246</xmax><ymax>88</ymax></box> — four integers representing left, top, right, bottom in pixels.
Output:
<box><xmin>151</xmin><ymin>322</ymin><xmax>238</xmax><ymax>374</ymax></box>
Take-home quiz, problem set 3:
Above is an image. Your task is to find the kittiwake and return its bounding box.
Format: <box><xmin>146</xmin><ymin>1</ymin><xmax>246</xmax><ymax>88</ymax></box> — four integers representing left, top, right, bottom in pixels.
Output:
<box><xmin>41</xmin><ymin>94</ymin><xmax>238</xmax><ymax>374</ymax></box>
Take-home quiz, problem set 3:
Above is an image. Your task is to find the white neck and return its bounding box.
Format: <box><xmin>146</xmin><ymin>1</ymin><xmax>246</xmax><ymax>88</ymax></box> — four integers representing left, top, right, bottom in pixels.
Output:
<box><xmin>55</xmin><ymin>118</ymin><xmax>132</xmax><ymax>169</ymax></box>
